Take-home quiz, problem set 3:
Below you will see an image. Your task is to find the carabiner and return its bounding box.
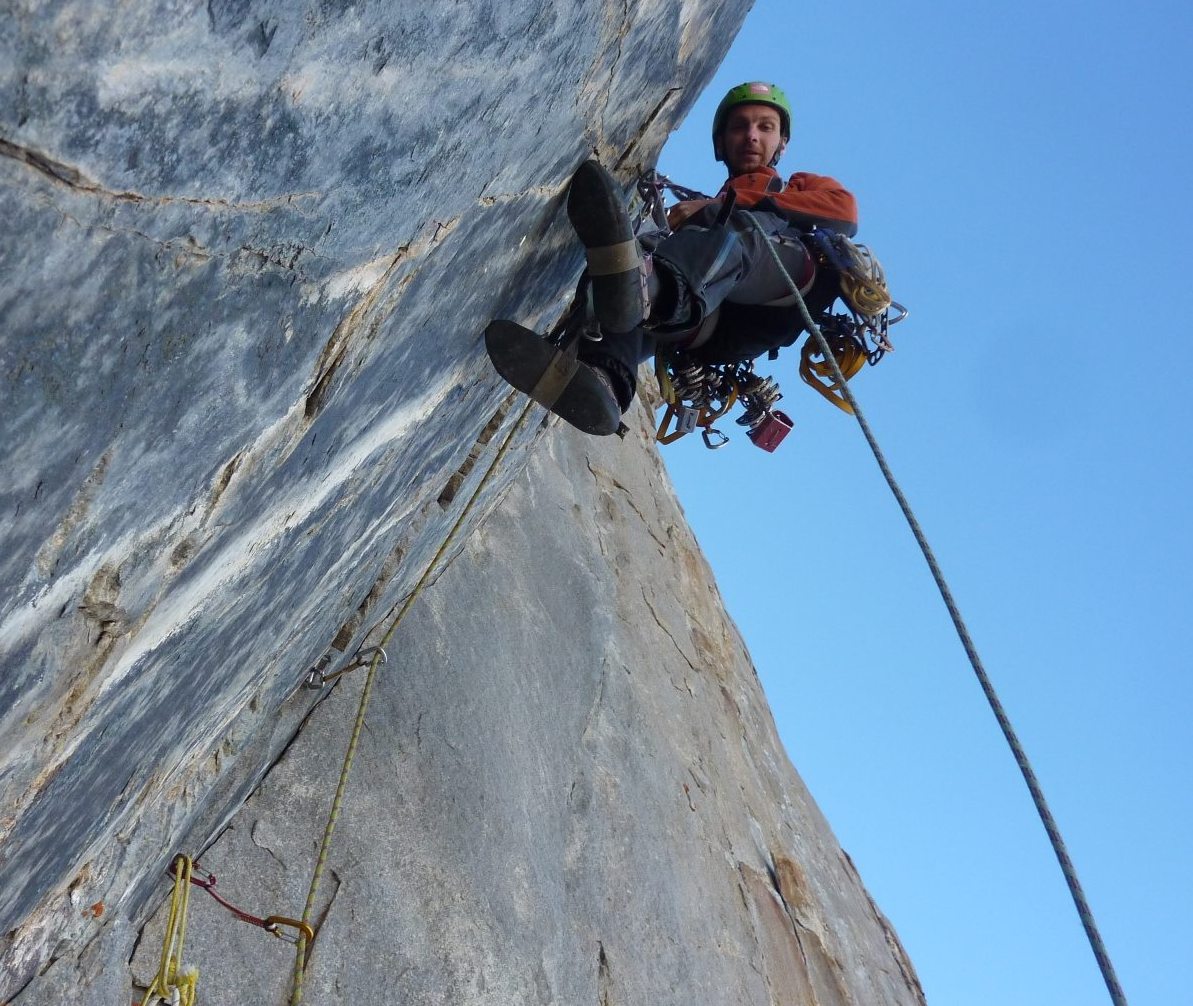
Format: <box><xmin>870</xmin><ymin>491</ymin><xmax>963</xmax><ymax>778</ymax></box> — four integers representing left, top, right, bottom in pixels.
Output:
<box><xmin>263</xmin><ymin>916</ymin><xmax>316</xmax><ymax>946</ymax></box>
<box><xmin>305</xmin><ymin>645</ymin><xmax>389</xmax><ymax>689</ymax></box>
<box><xmin>702</xmin><ymin>427</ymin><xmax>730</xmax><ymax>450</ymax></box>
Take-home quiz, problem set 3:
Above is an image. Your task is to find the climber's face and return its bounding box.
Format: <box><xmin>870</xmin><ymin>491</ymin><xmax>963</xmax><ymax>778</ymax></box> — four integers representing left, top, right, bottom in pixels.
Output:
<box><xmin>721</xmin><ymin>105</ymin><xmax>785</xmax><ymax>175</ymax></box>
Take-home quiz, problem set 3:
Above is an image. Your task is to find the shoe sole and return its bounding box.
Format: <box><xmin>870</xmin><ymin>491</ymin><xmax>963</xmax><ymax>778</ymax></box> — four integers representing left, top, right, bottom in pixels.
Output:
<box><xmin>484</xmin><ymin>320</ymin><xmax>622</xmax><ymax>436</ymax></box>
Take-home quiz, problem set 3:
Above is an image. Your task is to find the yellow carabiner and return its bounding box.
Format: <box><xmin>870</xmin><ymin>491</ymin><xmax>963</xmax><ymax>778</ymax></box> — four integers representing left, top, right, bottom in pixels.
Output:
<box><xmin>263</xmin><ymin>916</ymin><xmax>316</xmax><ymax>946</ymax></box>
<box><xmin>654</xmin><ymin>353</ymin><xmax>677</xmax><ymax>404</ymax></box>
<box><xmin>799</xmin><ymin>336</ymin><xmax>866</xmax><ymax>414</ymax></box>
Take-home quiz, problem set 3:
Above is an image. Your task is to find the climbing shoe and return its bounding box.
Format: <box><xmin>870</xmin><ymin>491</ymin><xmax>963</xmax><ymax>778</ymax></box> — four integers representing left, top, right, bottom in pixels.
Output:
<box><xmin>484</xmin><ymin>320</ymin><xmax>623</xmax><ymax>436</ymax></box>
<box><xmin>566</xmin><ymin>160</ymin><xmax>646</xmax><ymax>334</ymax></box>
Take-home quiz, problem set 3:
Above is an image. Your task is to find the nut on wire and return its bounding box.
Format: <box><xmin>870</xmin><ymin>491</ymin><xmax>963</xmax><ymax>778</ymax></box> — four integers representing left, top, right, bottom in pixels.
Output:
<box><xmin>303</xmin><ymin>646</ymin><xmax>388</xmax><ymax>689</ymax></box>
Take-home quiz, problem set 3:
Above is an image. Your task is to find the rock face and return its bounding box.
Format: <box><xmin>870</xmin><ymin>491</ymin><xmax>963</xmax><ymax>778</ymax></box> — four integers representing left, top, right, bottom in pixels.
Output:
<box><xmin>115</xmin><ymin>407</ymin><xmax>921</xmax><ymax>1006</ymax></box>
<box><xmin>1</xmin><ymin>1</ymin><xmax>923</xmax><ymax>1002</ymax></box>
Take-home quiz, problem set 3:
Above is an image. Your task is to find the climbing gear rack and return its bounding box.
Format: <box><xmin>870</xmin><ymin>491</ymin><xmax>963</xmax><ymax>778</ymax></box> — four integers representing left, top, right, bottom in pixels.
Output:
<box><xmin>653</xmin><ymin>354</ymin><xmax>794</xmax><ymax>452</ymax></box>
<box><xmin>633</xmin><ymin>171</ymin><xmax>906</xmax><ymax>448</ymax></box>
<box><xmin>168</xmin><ymin>859</ymin><xmax>315</xmax><ymax>953</ymax></box>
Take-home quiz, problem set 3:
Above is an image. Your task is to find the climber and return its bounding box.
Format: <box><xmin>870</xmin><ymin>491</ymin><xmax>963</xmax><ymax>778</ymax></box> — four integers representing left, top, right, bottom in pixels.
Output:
<box><xmin>486</xmin><ymin>81</ymin><xmax>861</xmax><ymax>436</ymax></box>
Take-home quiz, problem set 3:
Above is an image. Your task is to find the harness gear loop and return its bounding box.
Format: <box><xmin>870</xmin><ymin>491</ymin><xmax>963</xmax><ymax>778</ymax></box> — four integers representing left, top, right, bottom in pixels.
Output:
<box><xmin>653</xmin><ymin>351</ymin><xmax>739</xmax><ymax>448</ymax></box>
<box><xmin>141</xmin><ymin>855</ymin><xmax>198</xmax><ymax>1006</ymax></box>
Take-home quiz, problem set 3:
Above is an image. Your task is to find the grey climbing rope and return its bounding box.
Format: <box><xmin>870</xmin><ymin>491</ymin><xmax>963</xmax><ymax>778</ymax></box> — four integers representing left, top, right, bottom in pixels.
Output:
<box><xmin>742</xmin><ymin>211</ymin><xmax>1128</xmax><ymax>1006</ymax></box>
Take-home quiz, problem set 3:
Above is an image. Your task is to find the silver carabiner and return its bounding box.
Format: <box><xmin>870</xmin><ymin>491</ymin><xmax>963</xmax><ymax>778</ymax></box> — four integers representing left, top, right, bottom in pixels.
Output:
<box><xmin>303</xmin><ymin>645</ymin><xmax>389</xmax><ymax>689</ymax></box>
<box><xmin>702</xmin><ymin>427</ymin><xmax>730</xmax><ymax>450</ymax></box>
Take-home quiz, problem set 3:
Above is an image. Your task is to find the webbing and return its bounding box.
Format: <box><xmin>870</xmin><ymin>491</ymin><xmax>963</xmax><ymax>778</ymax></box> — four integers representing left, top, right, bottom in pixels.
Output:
<box><xmin>743</xmin><ymin>211</ymin><xmax>1128</xmax><ymax>1006</ymax></box>
<box><xmin>288</xmin><ymin>397</ymin><xmax>537</xmax><ymax>1005</ymax></box>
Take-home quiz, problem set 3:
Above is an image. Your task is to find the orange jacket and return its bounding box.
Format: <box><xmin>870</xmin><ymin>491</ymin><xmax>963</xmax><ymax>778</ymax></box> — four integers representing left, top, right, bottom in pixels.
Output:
<box><xmin>669</xmin><ymin>166</ymin><xmax>858</xmax><ymax>237</ymax></box>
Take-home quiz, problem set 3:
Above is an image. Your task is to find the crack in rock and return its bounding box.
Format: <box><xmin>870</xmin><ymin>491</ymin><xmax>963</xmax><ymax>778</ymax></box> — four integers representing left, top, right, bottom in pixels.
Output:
<box><xmin>305</xmin><ymin>217</ymin><xmax>460</xmax><ymax>419</ymax></box>
<box><xmin>476</xmin><ymin>182</ymin><xmax>561</xmax><ymax>207</ymax></box>
<box><xmin>598</xmin><ymin>0</ymin><xmax>634</xmax><ymax>154</ymax></box>
<box><xmin>0</xmin><ymin>136</ymin><xmax>320</xmax><ymax>212</ymax></box>
<box><xmin>638</xmin><ymin>584</ymin><xmax>697</xmax><ymax>672</ymax></box>
<box><xmin>597</xmin><ymin>941</ymin><xmax>614</xmax><ymax>1006</ymax></box>
<box><xmin>585</xmin><ymin>458</ymin><xmax>668</xmax><ymax>552</ymax></box>
<box><xmin>615</xmin><ymin>87</ymin><xmax>682</xmax><ymax>171</ymax></box>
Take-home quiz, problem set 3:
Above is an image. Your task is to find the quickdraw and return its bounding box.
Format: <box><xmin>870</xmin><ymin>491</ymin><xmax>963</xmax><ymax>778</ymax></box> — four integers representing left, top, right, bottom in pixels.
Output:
<box><xmin>303</xmin><ymin>645</ymin><xmax>389</xmax><ymax>690</ymax></box>
<box><xmin>166</xmin><ymin>858</ymin><xmax>316</xmax><ymax>960</ymax></box>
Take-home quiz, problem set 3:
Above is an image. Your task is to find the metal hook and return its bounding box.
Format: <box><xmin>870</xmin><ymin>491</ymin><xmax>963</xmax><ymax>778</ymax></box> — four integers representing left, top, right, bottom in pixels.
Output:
<box><xmin>303</xmin><ymin>645</ymin><xmax>389</xmax><ymax>689</ymax></box>
<box><xmin>702</xmin><ymin>427</ymin><xmax>730</xmax><ymax>450</ymax></box>
<box><xmin>302</xmin><ymin>654</ymin><xmax>332</xmax><ymax>690</ymax></box>
<box><xmin>263</xmin><ymin>916</ymin><xmax>316</xmax><ymax>947</ymax></box>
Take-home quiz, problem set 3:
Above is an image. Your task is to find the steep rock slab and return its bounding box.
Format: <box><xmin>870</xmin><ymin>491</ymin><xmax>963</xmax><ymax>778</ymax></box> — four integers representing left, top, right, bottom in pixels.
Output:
<box><xmin>0</xmin><ymin>0</ymin><xmax>748</xmax><ymax>993</ymax></box>
<box><xmin>121</xmin><ymin>405</ymin><xmax>925</xmax><ymax>1006</ymax></box>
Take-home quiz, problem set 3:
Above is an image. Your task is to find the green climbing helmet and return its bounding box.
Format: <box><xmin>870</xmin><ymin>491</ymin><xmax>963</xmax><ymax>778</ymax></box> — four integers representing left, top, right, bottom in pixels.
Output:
<box><xmin>711</xmin><ymin>81</ymin><xmax>793</xmax><ymax>162</ymax></box>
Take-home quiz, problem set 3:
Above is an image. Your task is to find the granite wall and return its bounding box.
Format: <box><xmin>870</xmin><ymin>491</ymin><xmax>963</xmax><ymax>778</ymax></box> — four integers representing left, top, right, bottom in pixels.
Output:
<box><xmin>1</xmin><ymin>2</ymin><xmax>923</xmax><ymax>1002</ymax></box>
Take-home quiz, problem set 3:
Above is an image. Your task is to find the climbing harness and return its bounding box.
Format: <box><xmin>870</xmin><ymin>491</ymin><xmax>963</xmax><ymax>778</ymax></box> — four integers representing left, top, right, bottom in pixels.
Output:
<box><xmin>633</xmin><ymin>171</ymin><xmax>906</xmax><ymax>449</ymax></box>
<box><xmin>743</xmin><ymin>208</ymin><xmax>1130</xmax><ymax>1006</ymax></box>
<box><xmin>139</xmin><ymin>855</ymin><xmax>198</xmax><ymax>1006</ymax></box>
<box><xmin>287</xmin><ymin>396</ymin><xmax>539</xmax><ymax>1005</ymax></box>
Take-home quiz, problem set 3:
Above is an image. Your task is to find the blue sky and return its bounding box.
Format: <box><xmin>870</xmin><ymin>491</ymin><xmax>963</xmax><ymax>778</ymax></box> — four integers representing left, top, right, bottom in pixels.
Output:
<box><xmin>656</xmin><ymin>2</ymin><xmax>1192</xmax><ymax>1003</ymax></box>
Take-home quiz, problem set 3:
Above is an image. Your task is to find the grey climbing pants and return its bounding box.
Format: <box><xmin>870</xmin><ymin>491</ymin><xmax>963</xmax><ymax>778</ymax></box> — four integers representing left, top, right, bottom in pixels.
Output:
<box><xmin>579</xmin><ymin>209</ymin><xmax>816</xmax><ymax>402</ymax></box>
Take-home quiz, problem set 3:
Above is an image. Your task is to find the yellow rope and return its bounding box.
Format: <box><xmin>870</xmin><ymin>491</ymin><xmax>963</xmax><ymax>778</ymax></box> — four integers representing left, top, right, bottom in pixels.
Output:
<box><xmin>140</xmin><ymin>855</ymin><xmax>198</xmax><ymax>1006</ymax></box>
<box><xmin>289</xmin><ymin>398</ymin><xmax>537</xmax><ymax>1004</ymax></box>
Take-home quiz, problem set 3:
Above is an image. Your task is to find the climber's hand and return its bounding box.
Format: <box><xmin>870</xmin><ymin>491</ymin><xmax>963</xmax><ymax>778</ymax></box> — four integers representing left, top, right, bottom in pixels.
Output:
<box><xmin>667</xmin><ymin>198</ymin><xmax>719</xmax><ymax>228</ymax></box>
